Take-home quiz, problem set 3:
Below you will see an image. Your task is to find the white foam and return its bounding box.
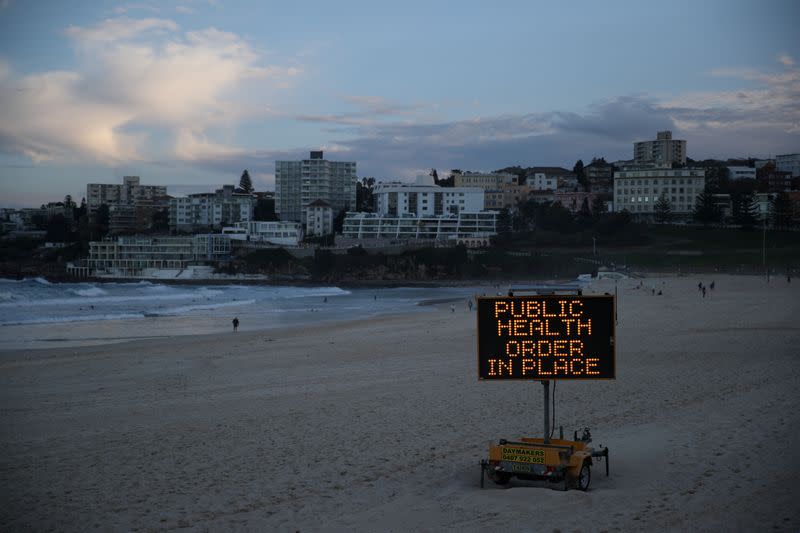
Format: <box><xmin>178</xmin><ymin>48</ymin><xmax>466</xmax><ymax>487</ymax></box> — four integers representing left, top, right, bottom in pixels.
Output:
<box><xmin>146</xmin><ymin>299</ymin><xmax>257</xmax><ymax>316</ymax></box>
<box><xmin>69</xmin><ymin>286</ymin><xmax>108</xmax><ymax>297</ymax></box>
<box><xmin>0</xmin><ymin>312</ymin><xmax>146</xmax><ymax>326</ymax></box>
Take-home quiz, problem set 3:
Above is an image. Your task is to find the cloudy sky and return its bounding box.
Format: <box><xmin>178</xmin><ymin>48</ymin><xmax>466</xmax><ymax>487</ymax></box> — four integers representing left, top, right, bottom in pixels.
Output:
<box><xmin>0</xmin><ymin>0</ymin><xmax>798</xmax><ymax>206</ymax></box>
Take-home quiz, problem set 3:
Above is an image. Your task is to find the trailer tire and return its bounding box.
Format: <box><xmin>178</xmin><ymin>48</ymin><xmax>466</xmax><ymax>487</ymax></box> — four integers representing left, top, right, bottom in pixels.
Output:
<box><xmin>576</xmin><ymin>462</ymin><xmax>591</xmax><ymax>491</ymax></box>
<box><xmin>489</xmin><ymin>471</ymin><xmax>511</xmax><ymax>485</ymax></box>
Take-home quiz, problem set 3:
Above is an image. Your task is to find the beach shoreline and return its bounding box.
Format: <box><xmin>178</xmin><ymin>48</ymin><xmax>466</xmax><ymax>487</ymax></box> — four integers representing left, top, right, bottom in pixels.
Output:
<box><xmin>1</xmin><ymin>274</ymin><xmax>798</xmax><ymax>531</ymax></box>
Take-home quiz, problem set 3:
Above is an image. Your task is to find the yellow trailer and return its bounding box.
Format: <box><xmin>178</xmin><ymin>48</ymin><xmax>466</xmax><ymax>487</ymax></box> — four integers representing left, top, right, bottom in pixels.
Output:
<box><xmin>481</xmin><ymin>428</ymin><xmax>608</xmax><ymax>491</ymax></box>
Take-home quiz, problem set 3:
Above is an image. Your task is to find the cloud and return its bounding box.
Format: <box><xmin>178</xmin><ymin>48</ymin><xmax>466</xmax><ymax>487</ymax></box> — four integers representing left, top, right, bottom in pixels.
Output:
<box><xmin>0</xmin><ymin>17</ymin><xmax>301</xmax><ymax>164</ymax></box>
<box><xmin>175</xmin><ymin>5</ymin><xmax>194</xmax><ymax>14</ymax></box>
<box><xmin>171</xmin><ymin>54</ymin><xmax>800</xmax><ymax>184</ymax></box>
<box><xmin>112</xmin><ymin>3</ymin><xmax>160</xmax><ymax>15</ymax></box>
<box><xmin>65</xmin><ymin>17</ymin><xmax>177</xmax><ymax>42</ymax></box>
<box><xmin>295</xmin><ymin>94</ymin><xmax>427</xmax><ymax>127</ymax></box>
<box><xmin>778</xmin><ymin>54</ymin><xmax>795</xmax><ymax>67</ymax></box>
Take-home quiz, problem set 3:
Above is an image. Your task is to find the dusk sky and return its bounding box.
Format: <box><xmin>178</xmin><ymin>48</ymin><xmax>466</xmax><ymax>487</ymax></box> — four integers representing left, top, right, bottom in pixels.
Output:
<box><xmin>1</xmin><ymin>0</ymin><xmax>798</xmax><ymax>207</ymax></box>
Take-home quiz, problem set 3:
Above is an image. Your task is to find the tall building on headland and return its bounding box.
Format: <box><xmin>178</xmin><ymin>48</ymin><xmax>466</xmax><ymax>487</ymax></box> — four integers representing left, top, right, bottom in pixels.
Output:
<box><xmin>633</xmin><ymin>131</ymin><xmax>687</xmax><ymax>167</ymax></box>
<box><xmin>86</xmin><ymin>176</ymin><xmax>169</xmax><ymax>233</ymax></box>
<box><xmin>169</xmin><ymin>185</ymin><xmax>255</xmax><ymax>232</ymax></box>
<box><xmin>275</xmin><ymin>151</ymin><xmax>356</xmax><ymax>229</ymax></box>
<box><xmin>87</xmin><ymin>176</ymin><xmax>167</xmax><ymax>214</ymax></box>
<box><xmin>374</xmin><ymin>175</ymin><xmax>484</xmax><ymax>216</ymax></box>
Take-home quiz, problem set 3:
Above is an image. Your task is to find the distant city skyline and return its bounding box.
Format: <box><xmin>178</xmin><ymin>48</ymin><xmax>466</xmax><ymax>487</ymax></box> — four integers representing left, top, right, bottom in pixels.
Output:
<box><xmin>1</xmin><ymin>0</ymin><xmax>799</xmax><ymax>207</ymax></box>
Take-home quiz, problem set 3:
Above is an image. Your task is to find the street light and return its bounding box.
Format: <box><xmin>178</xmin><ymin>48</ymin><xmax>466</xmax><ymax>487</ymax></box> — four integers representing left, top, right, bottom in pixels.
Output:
<box><xmin>592</xmin><ymin>236</ymin><xmax>597</xmax><ymax>256</ymax></box>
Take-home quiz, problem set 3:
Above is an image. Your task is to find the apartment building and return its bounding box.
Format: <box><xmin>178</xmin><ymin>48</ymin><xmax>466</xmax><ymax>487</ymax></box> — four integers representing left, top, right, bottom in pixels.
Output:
<box><xmin>305</xmin><ymin>199</ymin><xmax>334</xmax><ymax>236</ymax></box>
<box><xmin>776</xmin><ymin>153</ymin><xmax>800</xmax><ymax>177</ymax></box>
<box><xmin>613</xmin><ymin>168</ymin><xmax>705</xmax><ymax>216</ymax></box>
<box><xmin>87</xmin><ymin>176</ymin><xmax>167</xmax><ymax>213</ymax></box>
<box><xmin>275</xmin><ymin>151</ymin><xmax>356</xmax><ymax>226</ymax></box>
<box><xmin>727</xmin><ymin>166</ymin><xmax>756</xmax><ymax>180</ymax></box>
<box><xmin>374</xmin><ymin>175</ymin><xmax>484</xmax><ymax>216</ymax></box>
<box><xmin>169</xmin><ymin>185</ymin><xmax>254</xmax><ymax>232</ymax></box>
<box><xmin>453</xmin><ymin>171</ymin><xmax>515</xmax><ymax>189</ymax></box>
<box><xmin>342</xmin><ymin>211</ymin><xmax>498</xmax><ymax>241</ymax></box>
<box><xmin>633</xmin><ymin>130</ymin><xmax>687</xmax><ymax>167</ymax></box>
<box><xmin>87</xmin><ymin>234</ymin><xmax>231</xmax><ymax>272</ymax></box>
<box><xmin>224</xmin><ymin>221</ymin><xmax>303</xmax><ymax>247</ymax></box>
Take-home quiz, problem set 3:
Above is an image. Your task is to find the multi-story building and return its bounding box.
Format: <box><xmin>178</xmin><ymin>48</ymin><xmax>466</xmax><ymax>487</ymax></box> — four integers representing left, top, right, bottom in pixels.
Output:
<box><xmin>305</xmin><ymin>200</ymin><xmax>334</xmax><ymax>236</ymax></box>
<box><xmin>727</xmin><ymin>166</ymin><xmax>756</xmax><ymax>180</ymax></box>
<box><xmin>527</xmin><ymin>173</ymin><xmax>558</xmax><ymax>191</ymax></box>
<box><xmin>86</xmin><ymin>176</ymin><xmax>169</xmax><ymax>234</ymax></box>
<box><xmin>633</xmin><ymin>131</ymin><xmax>687</xmax><ymax>167</ymax></box>
<box><xmin>87</xmin><ymin>234</ymin><xmax>232</xmax><ymax>272</ymax></box>
<box><xmin>776</xmin><ymin>153</ymin><xmax>800</xmax><ymax>177</ymax></box>
<box><xmin>554</xmin><ymin>191</ymin><xmax>600</xmax><ymax>214</ymax></box>
<box><xmin>342</xmin><ymin>211</ymin><xmax>498</xmax><ymax>241</ymax></box>
<box><xmin>87</xmin><ymin>176</ymin><xmax>167</xmax><ymax>214</ymax></box>
<box><xmin>584</xmin><ymin>159</ymin><xmax>615</xmax><ymax>193</ymax></box>
<box><xmin>169</xmin><ymin>185</ymin><xmax>254</xmax><ymax>232</ymax></box>
<box><xmin>485</xmin><ymin>184</ymin><xmax>535</xmax><ymax>211</ymax></box>
<box><xmin>453</xmin><ymin>171</ymin><xmax>515</xmax><ymax>189</ymax></box>
<box><xmin>275</xmin><ymin>151</ymin><xmax>356</xmax><ymax>227</ymax></box>
<box><xmin>224</xmin><ymin>221</ymin><xmax>303</xmax><ymax>247</ymax></box>
<box><xmin>613</xmin><ymin>168</ymin><xmax>705</xmax><ymax>217</ymax></box>
<box><xmin>374</xmin><ymin>175</ymin><xmax>484</xmax><ymax>216</ymax></box>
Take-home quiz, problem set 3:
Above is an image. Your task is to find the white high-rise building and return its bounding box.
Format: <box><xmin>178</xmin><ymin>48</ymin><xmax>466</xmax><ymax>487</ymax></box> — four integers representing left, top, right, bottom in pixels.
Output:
<box><xmin>374</xmin><ymin>175</ymin><xmax>484</xmax><ymax>216</ymax></box>
<box><xmin>275</xmin><ymin>151</ymin><xmax>356</xmax><ymax>226</ymax></box>
<box><xmin>169</xmin><ymin>185</ymin><xmax>254</xmax><ymax>232</ymax></box>
<box><xmin>633</xmin><ymin>131</ymin><xmax>687</xmax><ymax>167</ymax></box>
<box><xmin>613</xmin><ymin>168</ymin><xmax>705</xmax><ymax>217</ymax></box>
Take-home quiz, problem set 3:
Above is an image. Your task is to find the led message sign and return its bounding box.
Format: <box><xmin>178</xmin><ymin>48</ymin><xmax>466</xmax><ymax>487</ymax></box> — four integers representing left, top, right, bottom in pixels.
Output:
<box><xmin>477</xmin><ymin>295</ymin><xmax>615</xmax><ymax>380</ymax></box>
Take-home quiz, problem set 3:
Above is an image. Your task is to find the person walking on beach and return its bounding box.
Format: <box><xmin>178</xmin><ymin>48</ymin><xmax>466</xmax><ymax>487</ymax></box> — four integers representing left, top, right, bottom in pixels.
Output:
<box><xmin>232</xmin><ymin>317</ymin><xmax>239</xmax><ymax>332</ymax></box>
<box><xmin>450</xmin><ymin>304</ymin><xmax>455</xmax><ymax>313</ymax></box>
<box><xmin>468</xmin><ymin>299</ymin><xmax>473</xmax><ymax>312</ymax></box>
<box><xmin>702</xmin><ymin>286</ymin><xmax>706</xmax><ymax>298</ymax></box>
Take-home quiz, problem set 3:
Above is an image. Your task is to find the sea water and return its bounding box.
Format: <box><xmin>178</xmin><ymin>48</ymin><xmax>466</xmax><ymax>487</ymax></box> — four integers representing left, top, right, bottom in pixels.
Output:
<box><xmin>0</xmin><ymin>278</ymin><xmax>500</xmax><ymax>349</ymax></box>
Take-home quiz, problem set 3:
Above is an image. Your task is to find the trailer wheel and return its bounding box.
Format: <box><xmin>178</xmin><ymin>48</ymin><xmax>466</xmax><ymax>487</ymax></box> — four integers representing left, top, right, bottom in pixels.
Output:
<box><xmin>489</xmin><ymin>471</ymin><xmax>511</xmax><ymax>485</ymax></box>
<box><xmin>576</xmin><ymin>462</ymin><xmax>591</xmax><ymax>491</ymax></box>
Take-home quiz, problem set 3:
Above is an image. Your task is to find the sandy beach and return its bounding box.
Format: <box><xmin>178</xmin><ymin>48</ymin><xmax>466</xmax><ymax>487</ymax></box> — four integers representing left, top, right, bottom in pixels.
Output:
<box><xmin>1</xmin><ymin>274</ymin><xmax>799</xmax><ymax>532</ymax></box>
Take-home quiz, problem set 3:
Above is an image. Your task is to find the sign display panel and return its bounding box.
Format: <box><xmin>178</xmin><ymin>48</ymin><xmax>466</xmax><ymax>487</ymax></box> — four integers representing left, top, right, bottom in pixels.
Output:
<box><xmin>477</xmin><ymin>295</ymin><xmax>615</xmax><ymax>380</ymax></box>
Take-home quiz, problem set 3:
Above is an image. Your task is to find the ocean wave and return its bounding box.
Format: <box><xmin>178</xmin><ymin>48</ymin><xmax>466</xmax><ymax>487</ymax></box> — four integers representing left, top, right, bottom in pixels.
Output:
<box><xmin>0</xmin><ymin>277</ymin><xmax>52</xmax><ymax>285</ymax></box>
<box><xmin>69</xmin><ymin>286</ymin><xmax>108</xmax><ymax>297</ymax></box>
<box><xmin>0</xmin><ymin>292</ymin><xmax>206</xmax><ymax>308</ymax></box>
<box><xmin>282</xmin><ymin>287</ymin><xmax>351</xmax><ymax>298</ymax></box>
<box><xmin>0</xmin><ymin>312</ymin><xmax>146</xmax><ymax>326</ymax></box>
<box><xmin>0</xmin><ymin>291</ymin><xmax>14</xmax><ymax>301</ymax></box>
<box><xmin>144</xmin><ymin>299</ymin><xmax>257</xmax><ymax>316</ymax></box>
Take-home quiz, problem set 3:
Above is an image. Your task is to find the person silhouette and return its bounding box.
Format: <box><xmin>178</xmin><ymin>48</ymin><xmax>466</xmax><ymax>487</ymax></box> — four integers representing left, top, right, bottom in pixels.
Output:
<box><xmin>232</xmin><ymin>317</ymin><xmax>239</xmax><ymax>332</ymax></box>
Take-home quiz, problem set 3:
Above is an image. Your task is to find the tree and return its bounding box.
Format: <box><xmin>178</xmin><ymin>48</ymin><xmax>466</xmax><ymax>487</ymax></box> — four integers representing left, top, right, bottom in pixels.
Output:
<box><xmin>356</xmin><ymin>177</ymin><xmax>376</xmax><ymax>211</ymax></box>
<box><xmin>573</xmin><ymin>160</ymin><xmax>588</xmax><ymax>191</ymax></box>
<box><xmin>94</xmin><ymin>204</ymin><xmax>110</xmax><ymax>238</ymax></box>
<box><xmin>770</xmin><ymin>192</ymin><xmax>794</xmax><ymax>229</ymax></box>
<box><xmin>654</xmin><ymin>193</ymin><xmax>673</xmax><ymax>224</ymax></box>
<box><xmin>151</xmin><ymin>208</ymin><xmax>170</xmax><ymax>233</ymax></box>
<box><xmin>692</xmin><ymin>190</ymin><xmax>722</xmax><ymax>225</ymax></box>
<box><xmin>730</xmin><ymin>191</ymin><xmax>758</xmax><ymax>228</ymax></box>
<box><xmin>253</xmin><ymin>197</ymin><xmax>278</xmax><ymax>221</ymax></box>
<box><xmin>429</xmin><ymin>169</ymin><xmax>439</xmax><ymax>184</ymax></box>
<box><xmin>591</xmin><ymin>196</ymin><xmax>607</xmax><ymax>219</ymax></box>
<box><xmin>64</xmin><ymin>194</ymin><xmax>76</xmax><ymax>208</ymax></box>
<box><xmin>45</xmin><ymin>214</ymin><xmax>69</xmax><ymax>242</ymax></box>
<box><xmin>576</xmin><ymin>197</ymin><xmax>593</xmax><ymax>227</ymax></box>
<box><xmin>239</xmin><ymin>170</ymin><xmax>254</xmax><ymax>194</ymax></box>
